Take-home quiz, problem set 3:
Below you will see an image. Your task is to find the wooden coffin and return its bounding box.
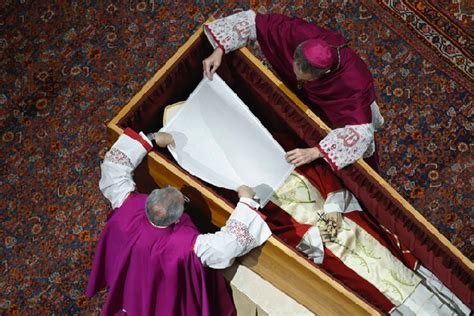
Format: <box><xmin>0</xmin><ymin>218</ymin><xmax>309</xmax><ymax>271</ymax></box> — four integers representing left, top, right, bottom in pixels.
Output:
<box><xmin>106</xmin><ymin>24</ymin><xmax>473</xmax><ymax>315</ymax></box>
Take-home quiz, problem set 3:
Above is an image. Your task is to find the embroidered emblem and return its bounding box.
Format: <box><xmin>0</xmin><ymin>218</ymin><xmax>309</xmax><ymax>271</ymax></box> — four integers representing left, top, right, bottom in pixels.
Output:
<box><xmin>105</xmin><ymin>147</ymin><xmax>133</xmax><ymax>168</ymax></box>
<box><xmin>233</xmin><ymin>20</ymin><xmax>251</xmax><ymax>39</ymax></box>
<box><xmin>337</xmin><ymin>127</ymin><xmax>361</xmax><ymax>147</ymax></box>
<box><xmin>205</xmin><ymin>10</ymin><xmax>255</xmax><ymax>54</ymax></box>
<box><xmin>225</xmin><ymin>219</ymin><xmax>256</xmax><ymax>248</ymax></box>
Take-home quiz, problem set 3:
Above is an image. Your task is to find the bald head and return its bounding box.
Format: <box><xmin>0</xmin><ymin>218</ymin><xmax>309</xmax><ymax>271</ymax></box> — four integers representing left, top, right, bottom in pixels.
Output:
<box><xmin>145</xmin><ymin>187</ymin><xmax>185</xmax><ymax>227</ymax></box>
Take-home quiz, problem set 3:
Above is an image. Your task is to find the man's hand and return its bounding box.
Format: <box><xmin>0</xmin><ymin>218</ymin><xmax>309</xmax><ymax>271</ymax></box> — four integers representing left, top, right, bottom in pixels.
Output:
<box><xmin>320</xmin><ymin>212</ymin><xmax>343</xmax><ymax>242</ymax></box>
<box><xmin>203</xmin><ymin>47</ymin><xmax>224</xmax><ymax>80</ymax></box>
<box><xmin>154</xmin><ymin>132</ymin><xmax>175</xmax><ymax>148</ymax></box>
<box><xmin>237</xmin><ymin>185</ymin><xmax>256</xmax><ymax>199</ymax></box>
<box><xmin>285</xmin><ymin>147</ymin><xmax>322</xmax><ymax>167</ymax></box>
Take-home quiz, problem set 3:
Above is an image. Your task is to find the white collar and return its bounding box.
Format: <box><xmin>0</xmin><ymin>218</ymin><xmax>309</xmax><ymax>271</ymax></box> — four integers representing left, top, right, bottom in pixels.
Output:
<box><xmin>148</xmin><ymin>220</ymin><xmax>168</xmax><ymax>229</ymax></box>
<box><xmin>148</xmin><ymin>218</ymin><xmax>180</xmax><ymax>228</ymax></box>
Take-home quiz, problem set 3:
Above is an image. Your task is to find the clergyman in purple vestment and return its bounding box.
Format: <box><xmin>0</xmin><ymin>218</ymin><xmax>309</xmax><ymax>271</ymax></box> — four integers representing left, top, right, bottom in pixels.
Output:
<box><xmin>202</xmin><ymin>10</ymin><xmax>385</xmax><ymax>171</ymax></box>
<box><xmin>86</xmin><ymin>128</ymin><xmax>272</xmax><ymax>316</ymax></box>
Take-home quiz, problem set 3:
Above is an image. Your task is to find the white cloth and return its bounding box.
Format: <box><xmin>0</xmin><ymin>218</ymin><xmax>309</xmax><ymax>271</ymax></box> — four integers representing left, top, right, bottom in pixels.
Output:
<box><xmin>296</xmin><ymin>226</ymin><xmax>325</xmax><ymax>264</ymax></box>
<box><xmin>324</xmin><ymin>189</ymin><xmax>362</xmax><ymax>214</ymax></box>
<box><xmin>161</xmin><ymin>74</ymin><xmax>294</xmax><ymax>206</ymax></box>
<box><xmin>195</xmin><ymin>197</ymin><xmax>271</xmax><ymax>269</ymax></box>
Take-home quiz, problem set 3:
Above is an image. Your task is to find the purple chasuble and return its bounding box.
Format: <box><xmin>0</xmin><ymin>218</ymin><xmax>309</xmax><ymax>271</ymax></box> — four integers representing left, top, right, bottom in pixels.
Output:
<box><xmin>86</xmin><ymin>193</ymin><xmax>235</xmax><ymax>316</ymax></box>
<box><xmin>255</xmin><ymin>13</ymin><xmax>376</xmax><ymax>128</ymax></box>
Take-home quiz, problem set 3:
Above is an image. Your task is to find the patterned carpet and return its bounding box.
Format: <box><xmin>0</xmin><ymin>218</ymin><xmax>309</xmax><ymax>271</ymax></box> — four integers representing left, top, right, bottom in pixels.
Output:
<box><xmin>0</xmin><ymin>1</ymin><xmax>472</xmax><ymax>313</ymax></box>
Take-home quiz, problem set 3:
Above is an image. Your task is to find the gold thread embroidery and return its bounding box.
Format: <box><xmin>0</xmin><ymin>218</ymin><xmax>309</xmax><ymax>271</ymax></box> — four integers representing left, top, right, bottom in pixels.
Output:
<box><xmin>390</xmin><ymin>270</ymin><xmax>416</xmax><ymax>287</ymax></box>
<box><xmin>381</xmin><ymin>279</ymin><xmax>404</xmax><ymax>302</ymax></box>
<box><xmin>355</xmin><ymin>238</ymin><xmax>381</xmax><ymax>260</ymax></box>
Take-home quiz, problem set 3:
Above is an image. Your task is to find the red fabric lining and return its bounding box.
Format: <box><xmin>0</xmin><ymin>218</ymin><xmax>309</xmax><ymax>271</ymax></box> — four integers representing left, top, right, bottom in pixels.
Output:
<box><xmin>124</xmin><ymin>128</ymin><xmax>152</xmax><ymax>152</ymax></box>
<box><xmin>262</xmin><ymin>201</ymin><xmax>311</xmax><ymax>249</ymax></box>
<box><xmin>297</xmin><ymin>162</ymin><xmax>342</xmax><ymax>199</ymax></box>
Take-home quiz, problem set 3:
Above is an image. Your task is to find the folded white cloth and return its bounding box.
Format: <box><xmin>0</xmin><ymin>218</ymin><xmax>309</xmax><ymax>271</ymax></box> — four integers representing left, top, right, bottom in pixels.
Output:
<box><xmin>162</xmin><ymin>74</ymin><xmax>294</xmax><ymax>206</ymax></box>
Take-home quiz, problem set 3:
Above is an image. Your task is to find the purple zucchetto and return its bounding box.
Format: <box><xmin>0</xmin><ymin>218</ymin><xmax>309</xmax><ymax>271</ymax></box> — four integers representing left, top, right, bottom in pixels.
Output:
<box><xmin>302</xmin><ymin>39</ymin><xmax>337</xmax><ymax>69</ymax></box>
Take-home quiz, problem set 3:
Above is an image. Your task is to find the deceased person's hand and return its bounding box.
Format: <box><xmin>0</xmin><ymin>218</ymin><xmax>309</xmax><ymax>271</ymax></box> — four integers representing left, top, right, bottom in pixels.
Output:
<box><xmin>320</xmin><ymin>212</ymin><xmax>343</xmax><ymax>242</ymax></box>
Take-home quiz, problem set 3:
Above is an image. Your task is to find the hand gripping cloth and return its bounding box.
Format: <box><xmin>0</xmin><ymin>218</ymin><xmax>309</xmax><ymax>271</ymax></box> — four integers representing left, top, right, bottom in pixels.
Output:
<box><xmin>162</xmin><ymin>74</ymin><xmax>294</xmax><ymax>206</ymax></box>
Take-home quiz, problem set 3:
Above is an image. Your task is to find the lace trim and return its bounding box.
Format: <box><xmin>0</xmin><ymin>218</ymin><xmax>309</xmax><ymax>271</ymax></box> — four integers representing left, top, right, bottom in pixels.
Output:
<box><xmin>319</xmin><ymin>124</ymin><xmax>374</xmax><ymax>170</ymax></box>
<box><xmin>224</xmin><ymin>219</ymin><xmax>257</xmax><ymax>249</ymax></box>
<box><xmin>105</xmin><ymin>147</ymin><xmax>134</xmax><ymax>169</ymax></box>
<box><xmin>204</xmin><ymin>10</ymin><xmax>256</xmax><ymax>53</ymax></box>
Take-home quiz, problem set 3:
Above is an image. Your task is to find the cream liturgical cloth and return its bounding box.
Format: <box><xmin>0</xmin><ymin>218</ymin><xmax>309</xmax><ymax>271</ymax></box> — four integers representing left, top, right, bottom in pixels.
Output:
<box><xmin>272</xmin><ymin>172</ymin><xmax>421</xmax><ymax>305</ymax></box>
<box><xmin>271</xmin><ymin>172</ymin><xmax>470</xmax><ymax>315</ymax></box>
<box><xmin>162</xmin><ymin>74</ymin><xmax>294</xmax><ymax>206</ymax></box>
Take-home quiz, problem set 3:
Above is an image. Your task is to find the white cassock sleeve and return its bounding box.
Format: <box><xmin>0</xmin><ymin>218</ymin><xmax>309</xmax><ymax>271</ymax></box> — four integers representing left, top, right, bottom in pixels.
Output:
<box><xmin>99</xmin><ymin>128</ymin><xmax>153</xmax><ymax>209</ymax></box>
<box><xmin>194</xmin><ymin>197</ymin><xmax>272</xmax><ymax>269</ymax></box>
<box><xmin>204</xmin><ymin>10</ymin><xmax>257</xmax><ymax>54</ymax></box>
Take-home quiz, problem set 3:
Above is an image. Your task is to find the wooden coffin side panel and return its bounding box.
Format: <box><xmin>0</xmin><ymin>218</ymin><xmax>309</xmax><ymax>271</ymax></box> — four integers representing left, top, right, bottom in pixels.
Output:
<box><xmin>240</xmin><ymin>236</ymin><xmax>379</xmax><ymax>316</ymax></box>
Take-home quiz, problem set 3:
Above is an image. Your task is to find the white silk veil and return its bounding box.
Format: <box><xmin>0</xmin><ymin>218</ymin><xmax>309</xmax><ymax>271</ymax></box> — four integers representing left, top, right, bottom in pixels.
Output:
<box><xmin>161</xmin><ymin>74</ymin><xmax>294</xmax><ymax>206</ymax></box>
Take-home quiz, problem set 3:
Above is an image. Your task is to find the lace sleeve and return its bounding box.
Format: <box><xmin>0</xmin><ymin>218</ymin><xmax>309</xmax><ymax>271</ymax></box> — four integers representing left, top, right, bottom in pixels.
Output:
<box><xmin>194</xmin><ymin>198</ymin><xmax>271</xmax><ymax>269</ymax></box>
<box><xmin>204</xmin><ymin>10</ymin><xmax>257</xmax><ymax>53</ymax></box>
<box><xmin>317</xmin><ymin>124</ymin><xmax>375</xmax><ymax>170</ymax></box>
<box><xmin>99</xmin><ymin>129</ymin><xmax>152</xmax><ymax>209</ymax></box>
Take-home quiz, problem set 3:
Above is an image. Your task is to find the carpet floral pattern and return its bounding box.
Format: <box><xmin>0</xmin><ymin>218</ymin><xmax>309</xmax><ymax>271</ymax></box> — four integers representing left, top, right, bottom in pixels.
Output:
<box><xmin>361</xmin><ymin>0</ymin><xmax>473</xmax><ymax>93</ymax></box>
<box><xmin>0</xmin><ymin>1</ymin><xmax>471</xmax><ymax>313</ymax></box>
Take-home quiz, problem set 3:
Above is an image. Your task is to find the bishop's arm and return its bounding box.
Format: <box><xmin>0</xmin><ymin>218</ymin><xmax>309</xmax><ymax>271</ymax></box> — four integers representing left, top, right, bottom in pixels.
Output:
<box><xmin>194</xmin><ymin>197</ymin><xmax>272</xmax><ymax>269</ymax></box>
<box><xmin>99</xmin><ymin>128</ymin><xmax>153</xmax><ymax>209</ymax></box>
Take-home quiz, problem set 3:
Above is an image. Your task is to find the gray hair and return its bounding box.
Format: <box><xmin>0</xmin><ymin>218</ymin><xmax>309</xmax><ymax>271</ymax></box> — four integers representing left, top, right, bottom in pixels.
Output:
<box><xmin>293</xmin><ymin>42</ymin><xmax>330</xmax><ymax>78</ymax></box>
<box><xmin>145</xmin><ymin>187</ymin><xmax>185</xmax><ymax>227</ymax></box>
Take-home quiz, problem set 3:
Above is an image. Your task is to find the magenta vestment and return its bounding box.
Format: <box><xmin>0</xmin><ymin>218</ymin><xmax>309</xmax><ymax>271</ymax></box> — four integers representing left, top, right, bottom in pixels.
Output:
<box><xmin>86</xmin><ymin>193</ymin><xmax>235</xmax><ymax>316</ymax></box>
<box><xmin>255</xmin><ymin>13</ymin><xmax>376</xmax><ymax>128</ymax></box>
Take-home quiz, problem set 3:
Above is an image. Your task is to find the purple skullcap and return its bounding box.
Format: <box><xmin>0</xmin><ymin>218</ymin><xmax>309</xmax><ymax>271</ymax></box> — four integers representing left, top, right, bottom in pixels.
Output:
<box><xmin>302</xmin><ymin>39</ymin><xmax>337</xmax><ymax>69</ymax></box>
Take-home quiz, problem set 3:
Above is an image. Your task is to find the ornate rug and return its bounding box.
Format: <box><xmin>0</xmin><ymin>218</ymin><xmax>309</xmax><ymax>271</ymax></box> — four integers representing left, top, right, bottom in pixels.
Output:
<box><xmin>362</xmin><ymin>0</ymin><xmax>473</xmax><ymax>93</ymax></box>
<box><xmin>0</xmin><ymin>1</ymin><xmax>471</xmax><ymax>313</ymax></box>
